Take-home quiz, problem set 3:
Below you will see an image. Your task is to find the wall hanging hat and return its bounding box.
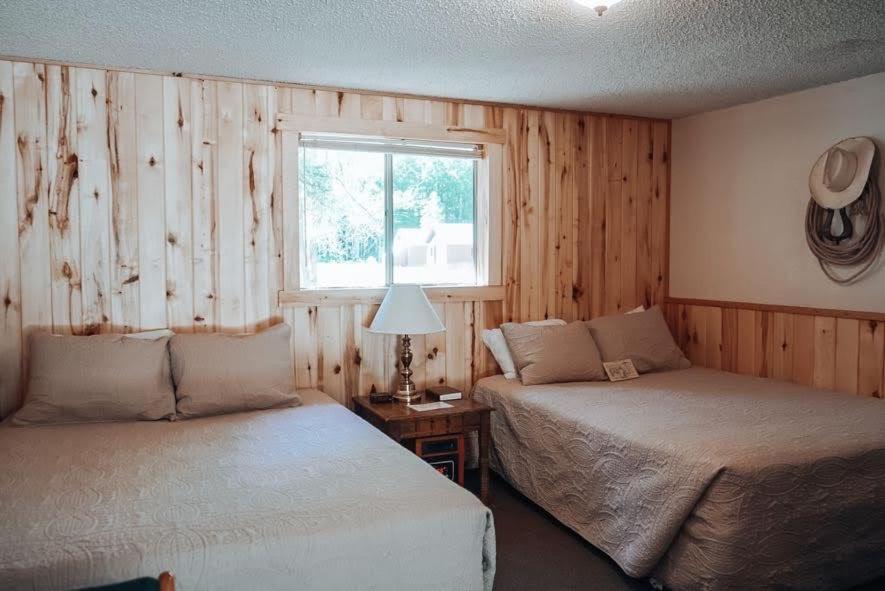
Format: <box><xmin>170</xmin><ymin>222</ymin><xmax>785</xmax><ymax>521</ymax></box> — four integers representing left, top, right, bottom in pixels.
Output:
<box><xmin>806</xmin><ymin>136</ymin><xmax>882</xmax><ymax>284</ymax></box>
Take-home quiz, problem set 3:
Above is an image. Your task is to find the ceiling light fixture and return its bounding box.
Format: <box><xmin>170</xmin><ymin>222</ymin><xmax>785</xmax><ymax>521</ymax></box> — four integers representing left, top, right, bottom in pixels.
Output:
<box><xmin>575</xmin><ymin>0</ymin><xmax>623</xmax><ymax>16</ymax></box>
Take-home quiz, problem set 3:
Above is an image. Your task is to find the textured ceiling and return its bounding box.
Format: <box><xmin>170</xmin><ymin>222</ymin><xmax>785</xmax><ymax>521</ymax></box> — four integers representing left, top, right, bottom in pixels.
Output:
<box><xmin>1</xmin><ymin>0</ymin><xmax>884</xmax><ymax>118</ymax></box>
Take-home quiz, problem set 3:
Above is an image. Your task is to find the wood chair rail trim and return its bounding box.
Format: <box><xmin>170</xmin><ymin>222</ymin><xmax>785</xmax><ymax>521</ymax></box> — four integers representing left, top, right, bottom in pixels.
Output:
<box><xmin>665</xmin><ymin>296</ymin><xmax>885</xmax><ymax>322</ymax></box>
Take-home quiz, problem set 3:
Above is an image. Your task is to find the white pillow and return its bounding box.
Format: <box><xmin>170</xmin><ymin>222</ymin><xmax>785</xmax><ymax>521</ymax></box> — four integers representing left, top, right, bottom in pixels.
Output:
<box><xmin>482</xmin><ymin>319</ymin><xmax>567</xmax><ymax>379</ymax></box>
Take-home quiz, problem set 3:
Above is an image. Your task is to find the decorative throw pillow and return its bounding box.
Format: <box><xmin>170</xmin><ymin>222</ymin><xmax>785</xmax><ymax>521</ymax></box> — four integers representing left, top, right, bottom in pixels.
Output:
<box><xmin>13</xmin><ymin>333</ymin><xmax>176</xmax><ymax>425</ymax></box>
<box><xmin>585</xmin><ymin>305</ymin><xmax>690</xmax><ymax>374</ymax></box>
<box><xmin>170</xmin><ymin>323</ymin><xmax>300</xmax><ymax>418</ymax></box>
<box><xmin>500</xmin><ymin>321</ymin><xmax>606</xmax><ymax>386</ymax></box>
<box><xmin>481</xmin><ymin>319</ymin><xmax>567</xmax><ymax>379</ymax></box>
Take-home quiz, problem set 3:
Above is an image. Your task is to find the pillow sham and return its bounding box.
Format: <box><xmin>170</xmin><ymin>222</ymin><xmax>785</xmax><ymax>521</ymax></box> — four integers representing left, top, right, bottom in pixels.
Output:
<box><xmin>170</xmin><ymin>323</ymin><xmax>300</xmax><ymax>418</ymax></box>
<box><xmin>13</xmin><ymin>333</ymin><xmax>176</xmax><ymax>425</ymax></box>
<box><xmin>481</xmin><ymin>319</ymin><xmax>566</xmax><ymax>379</ymax></box>
<box><xmin>585</xmin><ymin>305</ymin><xmax>690</xmax><ymax>374</ymax></box>
<box><xmin>500</xmin><ymin>321</ymin><xmax>606</xmax><ymax>386</ymax></box>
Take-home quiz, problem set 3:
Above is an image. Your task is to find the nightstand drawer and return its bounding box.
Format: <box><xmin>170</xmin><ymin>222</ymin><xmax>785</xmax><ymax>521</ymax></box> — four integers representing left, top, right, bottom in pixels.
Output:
<box><xmin>399</xmin><ymin>415</ymin><xmax>464</xmax><ymax>438</ymax></box>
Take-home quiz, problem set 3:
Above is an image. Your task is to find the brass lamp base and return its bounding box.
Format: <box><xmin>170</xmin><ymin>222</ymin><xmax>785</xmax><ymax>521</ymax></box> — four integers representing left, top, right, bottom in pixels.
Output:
<box><xmin>393</xmin><ymin>334</ymin><xmax>423</xmax><ymax>403</ymax></box>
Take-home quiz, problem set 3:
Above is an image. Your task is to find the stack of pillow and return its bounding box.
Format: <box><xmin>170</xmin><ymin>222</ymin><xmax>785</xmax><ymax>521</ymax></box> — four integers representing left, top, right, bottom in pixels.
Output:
<box><xmin>12</xmin><ymin>323</ymin><xmax>301</xmax><ymax>426</ymax></box>
<box><xmin>482</xmin><ymin>305</ymin><xmax>690</xmax><ymax>386</ymax></box>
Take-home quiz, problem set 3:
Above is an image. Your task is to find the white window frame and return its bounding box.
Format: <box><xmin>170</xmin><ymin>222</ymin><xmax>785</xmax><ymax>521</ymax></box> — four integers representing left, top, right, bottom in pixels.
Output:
<box><xmin>278</xmin><ymin>115</ymin><xmax>503</xmax><ymax>300</ymax></box>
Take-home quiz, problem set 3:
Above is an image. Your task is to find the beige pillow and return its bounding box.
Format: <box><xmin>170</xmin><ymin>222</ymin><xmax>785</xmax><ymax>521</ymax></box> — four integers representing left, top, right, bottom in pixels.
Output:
<box><xmin>13</xmin><ymin>333</ymin><xmax>175</xmax><ymax>425</ymax></box>
<box><xmin>500</xmin><ymin>321</ymin><xmax>606</xmax><ymax>386</ymax></box>
<box><xmin>586</xmin><ymin>305</ymin><xmax>690</xmax><ymax>374</ymax></box>
<box><xmin>170</xmin><ymin>323</ymin><xmax>300</xmax><ymax>418</ymax></box>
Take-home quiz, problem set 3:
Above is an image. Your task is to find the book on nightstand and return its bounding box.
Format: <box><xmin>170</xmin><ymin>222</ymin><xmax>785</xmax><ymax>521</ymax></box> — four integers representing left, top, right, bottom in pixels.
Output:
<box><xmin>425</xmin><ymin>385</ymin><xmax>462</xmax><ymax>401</ymax></box>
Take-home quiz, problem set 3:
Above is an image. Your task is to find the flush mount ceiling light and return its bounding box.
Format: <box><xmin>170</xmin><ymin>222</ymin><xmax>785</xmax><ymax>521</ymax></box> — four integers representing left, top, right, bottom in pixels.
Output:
<box><xmin>574</xmin><ymin>0</ymin><xmax>623</xmax><ymax>16</ymax></box>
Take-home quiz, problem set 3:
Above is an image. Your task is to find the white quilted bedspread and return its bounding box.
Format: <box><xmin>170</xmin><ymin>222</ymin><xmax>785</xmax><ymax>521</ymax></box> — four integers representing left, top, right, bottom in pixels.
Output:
<box><xmin>0</xmin><ymin>389</ymin><xmax>495</xmax><ymax>591</ymax></box>
<box><xmin>474</xmin><ymin>368</ymin><xmax>885</xmax><ymax>591</ymax></box>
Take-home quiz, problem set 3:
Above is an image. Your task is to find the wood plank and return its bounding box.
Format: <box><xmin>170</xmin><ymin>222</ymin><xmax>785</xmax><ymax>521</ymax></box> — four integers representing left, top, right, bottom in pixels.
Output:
<box><xmin>857</xmin><ymin>320</ymin><xmax>884</xmax><ymax>398</ymax></box>
<box><xmin>603</xmin><ymin>117</ymin><xmax>622</xmax><ymax>314</ymax></box>
<box><xmin>572</xmin><ymin>115</ymin><xmax>591</xmax><ymax>320</ymax></box>
<box><xmin>163</xmin><ymin>76</ymin><xmax>194</xmax><ymax>331</ymax></box>
<box><xmin>705</xmin><ymin>306</ymin><xmax>723</xmax><ymax>370</ymax></box>
<box><xmin>0</xmin><ymin>60</ymin><xmax>22</xmax><ymax>416</ymax></box>
<box><xmin>635</xmin><ymin>120</ymin><xmax>654</xmax><ymax>308</ymax></box>
<box><xmin>720</xmin><ymin>307</ymin><xmax>738</xmax><ymax>373</ymax></box>
<box><xmin>134</xmin><ymin>73</ymin><xmax>166</xmax><ymax>330</ymax></box>
<box><xmin>216</xmin><ymin>81</ymin><xmax>245</xmax><ymax>332</ymax></box>
<box><xmin>521</xmin><ymin>110</ymin><xmax>540</xmax><ymax>321</ymax></box>
<box><xmin>538</xmin><ymin>110</ymin><xmax>557</xmax><ymax>319</ymax></box>
<box><xmin>768</xmin><ymin>312</ymin><xmax>794</xmax><ymax>381</ymax></box>
<box><xmin>650</xmin><ymin>121</ymin><xmax>669</xmax><ymax>305</ymax></box>
<box><xmin>340</xmin><ymin>304</ymin><xmax>362</xmax><ymax>405</ymax></box>
<box><xmin>279</xmin><ymin>285</ymin><xmax>504</xmax><ymax>306</ymax></box>
<box><xmin>243</xmin><ymin>84</ymin><xmax>271</xmax><ymax>331</ymax></box>
<box><xmin>45</xmin><ymin>65</ymin><xmax>82</xmax><ymax>336</ymax></box>
<box><xmin>317</xmin><ymin>305</ymin><xmax>343</xmax><ymax>402</ymax></box>
<box><xmin>834</xmin><ymin>317</ymin><xmax>860</xmax><ymax>394</ymax></box>
<box><xmin>14</xmin><ymin>61</ymin><xmax>52</xmax><ymax>346</ymax></box>
<box><xmin>555</xmin><ymin>113</ymin><xmax>576</xmax><ymax>321</ymax></box>
<box><xmin>276</xmin><ymin>113</ymin><xmax>507</xmax><ymax>144</ymax></box>
<box><xmin>358</xmin><ymin>304</ymin><xmax>389</xmax><ymax>393</ymax></box>
<box><xmin>619</xmin><ymin>119</ymin><xmax>638</xmax><ymax>311</ymax></box>
<box><xmin>280</xmin><ymin>130</ymin><xmax>300</xmax><ymax>291</ymax></box>
<box><xmin>445</xmin><ymin>302</ymin><xmax>472</xmax><ymax>393</ymax></box>
<box><xmin>501</xmin><ymin>107</ymin><xmax>523</xmax><ymax>322</ymax></box>
<box><xmin>191</xmin><ymin>79</ymin><xmax>219</xmax><ymax>331</ymax></box>
<box><xmin>268</xmin><ymin>87</ymin><xmax>285</xmax><ymax>324</ymax></box>
<box><xmin>292</xmin><ymin>305</ymin><xmax>318</xmax><ymax>388</ymax></box>
<box><xmin>425</xmin><ymin>302</ymin><xmax>447</xmax><ymax>387</ymax></box>
<box><xmin>587</xmin><ymin>115</ymin><xmax>606</xmax><ymax>319</ymax></box>
<box><xmin>791</xmin><ymin>314</ymin><xmax>815</xmax><ymax>387</ymax></box>
<box><xmin>736</xmin><ymin>308</ymin><xmax>756</xmax><ymax>375</ymax></box>
<box><xmin>812</xmin><ymin>316</ymin><xmax>836</xmax><ymax>390</ymax></box>
<box><xmin>76</xmin><ymin>67</ymin><xmax>112</xmax><ymax>334</ymax></box>
<box><xmin>107</xmin><ymin>71</ymin><xmax>139</xmax><ymax>333</ymax></box>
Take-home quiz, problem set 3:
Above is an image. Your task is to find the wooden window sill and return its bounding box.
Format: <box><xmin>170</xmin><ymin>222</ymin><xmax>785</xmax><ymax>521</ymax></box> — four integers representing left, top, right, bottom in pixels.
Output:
<box><xmin>278</xmin><ymin>285</ymin><xmax>505</xmax><ymax>306</ymax></box>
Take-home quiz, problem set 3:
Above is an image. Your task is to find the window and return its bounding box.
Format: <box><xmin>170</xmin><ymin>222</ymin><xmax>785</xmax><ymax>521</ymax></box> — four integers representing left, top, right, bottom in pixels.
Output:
<box><xmin>299</xmin><ymin>134</ymin><xmax>481</xmax><ymax>288</ymax></box>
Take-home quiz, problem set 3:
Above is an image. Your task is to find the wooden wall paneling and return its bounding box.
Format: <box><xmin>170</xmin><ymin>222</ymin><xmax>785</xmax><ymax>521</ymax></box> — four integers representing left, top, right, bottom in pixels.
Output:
<box><xmin>163</xmin><ymin>76</ymin><xmax>194</xmax><ymax>331</ymax></box>
<box><xmin>834</xmin><ymin>318</ymin><xmax>860</xmax><ymax>394</ymax></box>
<box><xmin>45</xmin><ymin>65</ymin><xmax>82</xmax><ymax>336</ymax></box>
<box><xmin>735</xmin><ymin>308</ymin><xmax>756</xmax><ymax>375</ymax></box>
<box><xmin>134</xmin><ymin>74</ymin><xmax>167</xmax><ymax>330</ymax></box>
<box><xmin>243</xmin><ymin>84</ymin><xmax>271</xmax><ymax>332</ymax></box>
<box><xmin>425</xmin><ymin>302</ymin><xmax>447</xmax><ymax>387</ymax></box>
<box><xmin>107</xmin><ymin>71</ymin><xmax>139</xmax><ymax>333</ymax></box>
<box><xmin>650</xmin><ymin>121</ymin><xmax>669</xmax><ymax>305</ymax></box>
<box><xmin>14</xmin><ymin>61</ymin><xmax>52</xmax><ymax>350</ymax></box>
<box><xmin>0</xmin><ymin>61</ymin><xmax>22</xmax><ymax>416</ymax></box>
<box><xmin>619</xmin><ymin>119</ymin><xmax>638</xmax><ymax>312</ymax></box>
<box><xmin>317</xmin><ymin>305</ymin><xmax>343</xmax><ymax>402</ymax></box>
<box><xmin>521</xmin><ymin>110</ymin><xmax>540</xmax><ymax>321</ymax></box>
<box><xmin>216</xmin><ymin>81</ymin><xmax>245</xmax><ymax>332</ymax></box>
<box><xmin>445</xmin><ymin>302</ymin><xmax>473</xmax><ymax>394</ymax></box>
<box><xmin>812</xmin><ymin>316</ymin><xmax>836</xmax><ymax>390</ymax></box>
<box><xmin>191</xmin><ymin>79</ymin><xmax>219</xmax><ymax>332</ymax></box>
<box><xmin>339</xmin><ymin>304</ymin><xmax>361</xmax><ymax>405</ymax></box>
<box><xmin>76</xmin><ymin>67</ymin><xmax>112</xmax><ymax>335</ymax></box>
<box><xmin>554</xmin><ymin>113</ymin><xmax>575</xmax><ymax>321</ymax></box>
<box><xmin>704</xmin><ymin>305</ymin><xmax>723</xmax><ymax>370</ymax></box>
<box><xmin>720</xmin><ymin>306</ymin><xmax>738</xmax><ymax>372</ymax></box>
<box><xmin>357</xmin><ymin>303</ymin><xmax>387</xmax><ymax>394</ymax></box>
<box><xmin>572</xmin><ymin>115</ymin><xmax>591</xmax><ymax>320</ymax></box>
<box><xmin>857</xmin><ymin>320</ymin><xmax>884</xmax><ymax>397</ymax></box>
<box><xmin>752</xmin><ymin>310</ymin><xmax>768</xmax><ymax>376</ymax></box>
<box><xmin>501</xmin><ymin>107</ymin><xmax>522</xmax><ymax>323</ymax></box>
<box><xmin>684</xmin><ymin>304</ymin><xmax>707</xmax><ymax>366</ymax></box>
<box><xmin>292</xmin><ymin>305</ymin><xmax>318</xmax><ymax>388</ymax></box>
<box><xmin>635</xmin><ymin>120</ymin><xmax>654</xmax><ymax>309</ymax></box>
<box><xmin>767</xmin><ymin>312</ymin><xmax>794</xmax><ymax>381</ymax></box>
<box><xmin>291</xmin><ymin>88</ymin><xmax>316</xmax><ymax>116</ymax></box>
<box><xmin>603</xmin><ymin>117</ymin><xmax>622</xmax><ymax>314</ymax></box>
<box><xmin>359</xmin><ymin>95</ymin><xmax>383</xmax><ymax>121</ymax></box>
<box><xmin>268</xmin><ymin>87</ymin><xmax>288</xmax><ymax>323</ymax></box>
<box><xmin>791</xmin><ymin>314</ymin><xmax>815</xmax><ymax>386</ymax></box>
<box><xmin>587</xmin><ymin>116</ymin><xmax>606</xmax><ymax>319</ymax></box>
<box><xmin>538</xmin><ymin>110</ymin><xmax>558</xmax><ymax>320</ymax></box>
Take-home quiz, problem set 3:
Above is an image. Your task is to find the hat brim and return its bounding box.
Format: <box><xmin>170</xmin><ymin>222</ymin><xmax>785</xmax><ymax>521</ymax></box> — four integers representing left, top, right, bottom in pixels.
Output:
<box><xmin>809</xmin><ymin>137</ymin><xmax>875</xmax><ymax>209</ymax></box>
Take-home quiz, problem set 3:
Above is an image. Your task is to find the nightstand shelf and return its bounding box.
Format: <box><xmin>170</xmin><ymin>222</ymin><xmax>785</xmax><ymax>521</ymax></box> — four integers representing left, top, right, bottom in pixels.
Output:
<box><xmin>353</xmin><ymin>395</ymin><xmax>493</xmax><ymax>504</ymax></box>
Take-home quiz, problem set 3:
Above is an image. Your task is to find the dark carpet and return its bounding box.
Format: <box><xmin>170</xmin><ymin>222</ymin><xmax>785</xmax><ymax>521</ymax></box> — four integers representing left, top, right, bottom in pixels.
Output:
<box><xmin>486</xmin><ymin>475</ymin><xmax>884</xmax><ymax>591</ymax></box>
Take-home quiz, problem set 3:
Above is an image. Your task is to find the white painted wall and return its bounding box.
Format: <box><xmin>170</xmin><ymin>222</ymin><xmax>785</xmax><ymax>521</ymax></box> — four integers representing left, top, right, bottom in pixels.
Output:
<box><xmin>670</xmin><ymin>72</ymin><xmax>885</xmax><ymax>313</ymax></box>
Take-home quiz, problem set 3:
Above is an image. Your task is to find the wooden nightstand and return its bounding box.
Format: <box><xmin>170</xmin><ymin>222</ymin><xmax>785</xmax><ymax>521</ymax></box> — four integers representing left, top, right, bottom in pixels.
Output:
<box><xmin>353</xmin><ymin>396</ymin><xmax>493</xmax><ymax>505</ymax></box>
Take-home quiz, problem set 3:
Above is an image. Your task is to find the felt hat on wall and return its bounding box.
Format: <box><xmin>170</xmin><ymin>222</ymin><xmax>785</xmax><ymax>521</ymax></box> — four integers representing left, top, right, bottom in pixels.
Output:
<box><xmin>808</xmin><ymin>137</ymin><xmax>875</xmax><ymax>210</ymax></box>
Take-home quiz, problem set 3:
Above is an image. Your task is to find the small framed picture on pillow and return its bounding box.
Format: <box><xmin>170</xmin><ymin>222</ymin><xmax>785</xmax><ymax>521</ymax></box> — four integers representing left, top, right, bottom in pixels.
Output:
<box><xmin>603</xmin><ymin>359</ymin><xmax>639</xmax><ymax>382</ymax></box>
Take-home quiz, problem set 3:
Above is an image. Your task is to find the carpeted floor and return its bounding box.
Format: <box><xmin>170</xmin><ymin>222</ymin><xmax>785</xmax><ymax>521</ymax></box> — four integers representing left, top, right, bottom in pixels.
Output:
<box><xmin>486</xmin><ymin>475</ymin><xmax>884</xmax><ymax>591</ymax></box>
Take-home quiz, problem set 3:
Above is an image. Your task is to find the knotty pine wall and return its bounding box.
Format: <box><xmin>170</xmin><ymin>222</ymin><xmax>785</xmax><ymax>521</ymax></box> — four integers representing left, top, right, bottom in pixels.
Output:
<box><xmin>0</xmin><ymin>58</ymin><xmax>670</xmax><ymax>417</ymax></box>
<box><xmin>664</xmin><ymin>303</ymin><xmax>885</xmax><ymax>398</ymax></box>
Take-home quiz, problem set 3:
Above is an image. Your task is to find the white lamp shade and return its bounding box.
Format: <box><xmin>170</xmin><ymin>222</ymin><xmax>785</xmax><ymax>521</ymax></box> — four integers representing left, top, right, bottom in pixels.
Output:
<box><xmin>369</xmin><ymin>285</ymin><xmax>445</xmax><ymax>335</ymax></box>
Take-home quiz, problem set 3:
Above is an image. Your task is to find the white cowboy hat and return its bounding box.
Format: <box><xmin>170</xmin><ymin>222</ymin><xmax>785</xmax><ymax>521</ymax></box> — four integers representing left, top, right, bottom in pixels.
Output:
<box><xmin>809</xmin><ymin>137</ymin><xmax>875</xmax><ymax>210</ymax></box>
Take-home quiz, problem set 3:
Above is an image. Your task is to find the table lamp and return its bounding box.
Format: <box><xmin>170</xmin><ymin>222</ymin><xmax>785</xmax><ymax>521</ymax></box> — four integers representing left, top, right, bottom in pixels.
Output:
<box><xmin>369</xmin><ymin>284</ymin><xmax>445</xmax><ymax>403</ymax></box>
